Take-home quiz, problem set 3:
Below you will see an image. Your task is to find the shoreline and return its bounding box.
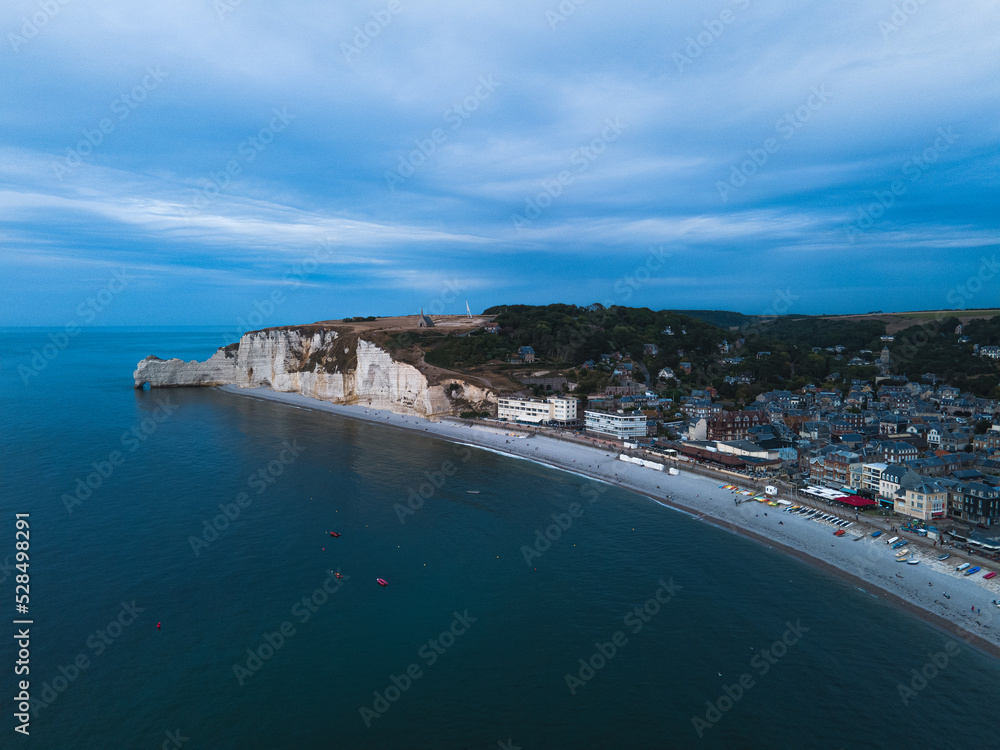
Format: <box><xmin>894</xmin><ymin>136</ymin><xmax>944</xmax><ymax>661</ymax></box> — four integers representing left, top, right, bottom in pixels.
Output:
<box><xmin>217</xmin><ymin>385</ymin><xmax>1000</xmax><ymax>661</ymax></box>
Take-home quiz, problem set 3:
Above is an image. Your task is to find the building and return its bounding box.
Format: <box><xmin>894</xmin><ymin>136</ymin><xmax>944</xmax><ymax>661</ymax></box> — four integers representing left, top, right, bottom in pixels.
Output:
<box><xmin>817</xmin><ymin>449</ymin><xmax>861</xmax><ymax>489</ymax></box>
<box><xmin>498</xmin><ymin>396</ymin><xmax>578</xmax><ymax>425</ymax></box>
<box><xmin>714</xmin><ymin>440</ymin><xmax>780</xmax><ymax>461</ymax></box>
<box><xmin>518</xmin><ymin>346</ymin><xmax>535</xmax><ymax>363</ymax></box>
<box><xmin>417</xmin><ymin>309</ymin><xmax>434</xmax><ymax>327</ymax></box>
<box><xmin>873</xmin><ymin>440</ymin><xmax>918</xmax><ymax>464</ymax></box>
<box><xmin>861</xmin><ymin>462</ymin><xmax>888</xmax><ymax>493</ymax></box>
<box><xmin>954</xmin><ymin>482</ymin><xmax>1000</xmax><ymax>525</ymax></box>
<box><xmin>894</xmin><ymin>480</ymin><xmax>947</xmax><ymax>521</ymax></box>
<box><xmin>706</xmin><ymin>410</ymin><xmax>769</xmax><ymax>442</ymax></box>
<box><xmin>974</xmin><ymin>428</ymin><xmax>1000</xmax><ymax>452</ymax></box>
<box><xmin>585</xmin><ymin>410</ymin><xmax>648</xmax><ymax>439</ymax></box>
<box><xmin>879</xmin><ymin>465</ymin><xmax>922</xmax><ymax>505</ymax></box>
<box><xmin>980</xmin><ymin>346</ymin><xmax>1000</xmax><ymax>359</ymax></box>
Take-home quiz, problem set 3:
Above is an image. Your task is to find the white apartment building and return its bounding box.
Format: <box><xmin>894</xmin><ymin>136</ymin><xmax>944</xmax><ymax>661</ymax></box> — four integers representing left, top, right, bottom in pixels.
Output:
<box><xmin>584</xmin><ymin>410</ymin><xmax>648</xmax><ymax>439</ymax></box>
<box><xmin>498</xmin><ymin>396</ymin><xmax>578</xmax><ymax>426</ymax></box>
<box><xmin>861</xmin><ymin>462</ymin><xmax>888</xmax><ymax>493</ymax></box>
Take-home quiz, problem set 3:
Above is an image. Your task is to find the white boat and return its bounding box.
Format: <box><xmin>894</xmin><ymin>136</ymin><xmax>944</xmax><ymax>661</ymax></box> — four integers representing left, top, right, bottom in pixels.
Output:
<box><xmin>886</xmin><ymin>536</ymin><xmax>899</xmax><ymax>544</ymax></box>
<box><xmin>957</xmin><ymin>562</ymin><xmax>971</xmax><ymax>571</ymax></box>
<box><xmin>907</xmin><ymin>559</ymin><xmax>920</xmax><ymax>565</ymax></box>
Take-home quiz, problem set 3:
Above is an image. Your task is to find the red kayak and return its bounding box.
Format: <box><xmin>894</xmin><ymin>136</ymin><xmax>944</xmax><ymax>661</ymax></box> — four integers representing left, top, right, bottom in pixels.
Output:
<box><xmin>834</xmin><ymin>529</ymin><xmax>846</xmax><ymax>537</ymax></box>
<box><xmin>329</xmin><ymin>532</ymin><xmax>341</xmax><ymax>537</ymax></box>
<box><xmin>376</xmin><ymin>578</ymin><xmax>388</xmax><ymax>587</ymax></box>
<box><xmin>985</xmin><ymin>571</ymin><xmax>997</xmax><ymax>580</ymax></box>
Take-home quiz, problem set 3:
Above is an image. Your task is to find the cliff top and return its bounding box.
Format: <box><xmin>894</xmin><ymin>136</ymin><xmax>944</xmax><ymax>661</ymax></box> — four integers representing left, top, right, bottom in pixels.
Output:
<box><xmin>309</xmin><ymin>314</ymin><xmax>494</xmax><ymax>335</ymax></box>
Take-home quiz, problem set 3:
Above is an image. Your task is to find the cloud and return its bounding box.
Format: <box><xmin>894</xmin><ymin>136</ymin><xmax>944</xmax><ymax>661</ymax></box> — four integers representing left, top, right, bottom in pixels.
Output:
<box><xmin>1</xmin><ymin>1</ymin><xmax>998</xmax><ymax>323</ymax></box>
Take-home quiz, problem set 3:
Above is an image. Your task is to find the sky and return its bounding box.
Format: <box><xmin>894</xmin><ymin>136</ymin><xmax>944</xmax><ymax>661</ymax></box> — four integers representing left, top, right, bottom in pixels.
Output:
<box><xmin>1</xmin><ymin>0</ymin><xmax>998</xmax><ymax>327</ymax></box>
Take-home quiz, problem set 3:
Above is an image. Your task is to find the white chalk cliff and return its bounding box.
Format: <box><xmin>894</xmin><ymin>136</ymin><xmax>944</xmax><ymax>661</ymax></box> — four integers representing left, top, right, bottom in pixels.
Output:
<box><xmin>133</xmin><ymin>327</ymin><xmax>494</xmax><ymax>418</ymax></box>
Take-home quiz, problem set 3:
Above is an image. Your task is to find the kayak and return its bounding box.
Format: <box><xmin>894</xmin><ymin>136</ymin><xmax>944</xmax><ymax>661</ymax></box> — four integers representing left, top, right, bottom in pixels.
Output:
<box><xmin>376</xmin><ymin>578</ymin><xmax>388</xmax><ymax>587</ymax></box>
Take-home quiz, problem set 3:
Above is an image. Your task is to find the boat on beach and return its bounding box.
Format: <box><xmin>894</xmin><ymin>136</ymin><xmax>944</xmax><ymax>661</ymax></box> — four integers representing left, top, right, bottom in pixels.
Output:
<box><xmin>892</xmin><ymin>540</ymin><xmax>908</xmax><ymax>549</ymax></box>
<box><xmin>937</xmin><ymin>553</ymin><xmax>950</xmax><ymax>561</ymax></box>
<box><xmin>834</xmin><ymin>529</ymin><xmax>846</xmax><ymax>536</ymax></box>
<box><xmin>965</xmin><ymin>566</ymin><xmax>981</xmax><ymax>577</ymax></box>
<box><xmin>871</xmin><ymin>531</ymin><xmax>882</xmax><ymax>538</ymax></box>
<box><xmin>896</xmin><ymin>556</ymin><xmax>909</xmax><ymax>562</ymax></box>
<box><xmin>887</xmin><ymin>536</ymin><xmax>899</xmax><ymax>544</ymax></box>
<box><xmin>907</xmin><ymin>559</ymin><xmax>920</xmax><ymax>565</ymax></box>
<box><xmin>984</xmin><ymin>571</ymin><xmax>997</xmax><ymax>579</ymax></box>
<box><xmin>957</xmin><ymin>563</ymin><xmax>971</xmax><ymax>572</ymax></box>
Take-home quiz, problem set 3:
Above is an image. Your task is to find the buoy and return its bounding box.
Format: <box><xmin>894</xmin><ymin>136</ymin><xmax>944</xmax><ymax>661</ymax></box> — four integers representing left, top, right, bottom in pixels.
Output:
<box><xmin>157</xmin><ymin>622</ymin><xmax>161</xmax><ymax>629</ymax></box>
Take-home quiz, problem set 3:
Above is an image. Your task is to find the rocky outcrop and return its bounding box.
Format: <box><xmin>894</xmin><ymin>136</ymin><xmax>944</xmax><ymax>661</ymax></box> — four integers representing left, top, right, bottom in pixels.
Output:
<box><xmin>133</xmin><ymin>327</ymin><xmax>494</xmax><ymax>418</ymax></box>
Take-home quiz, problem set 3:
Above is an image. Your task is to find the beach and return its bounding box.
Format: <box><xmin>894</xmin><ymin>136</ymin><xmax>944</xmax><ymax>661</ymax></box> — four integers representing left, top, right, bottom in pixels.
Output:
<box><xmin>219</xmin><ymin>385</ymin><xmax>1000</xmax><ymax>658</ymax></box>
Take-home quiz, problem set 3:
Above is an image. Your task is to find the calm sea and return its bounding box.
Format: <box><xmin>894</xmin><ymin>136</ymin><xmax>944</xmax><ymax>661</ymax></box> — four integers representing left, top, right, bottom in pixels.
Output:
<box><xmin>2</xmin><ymin>328</ymin><xmax>997</xmax><ymax>749</ymax></box>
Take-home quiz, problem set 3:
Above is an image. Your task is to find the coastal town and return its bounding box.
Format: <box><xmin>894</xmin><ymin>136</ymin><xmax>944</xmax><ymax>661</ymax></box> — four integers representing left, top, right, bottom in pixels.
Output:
<box><xmin>486</xmin><ymin>321</ymin><xmax>1000</xmax><ymax>559</ymax></box>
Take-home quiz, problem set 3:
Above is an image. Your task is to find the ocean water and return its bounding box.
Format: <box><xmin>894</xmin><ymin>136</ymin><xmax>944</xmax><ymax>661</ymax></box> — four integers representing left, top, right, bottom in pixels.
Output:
<box><xmin>2</xmin><ymin>327</ymin><xmax>998</xmax><ymax>749</ymax></box>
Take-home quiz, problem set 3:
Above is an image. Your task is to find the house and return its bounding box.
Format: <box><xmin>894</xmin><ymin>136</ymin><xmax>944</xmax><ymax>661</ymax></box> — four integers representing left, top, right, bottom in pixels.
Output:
<box><xmin>939</xmin><ymin>430</ymin><xmax>970</xmax><ymax>452</ymax></box>
<box><xmin>974</xmin><ymin>428</ymin><xmax>1000</xmax><ymax>452</ymax></box>
<box><xmin>980</xmin><ymin>346</ymin><xmax>1000</xmax><ymax>359</ymax></box>
<box><xmin>894</xmin><ymin>480</ymin><xmax>947</xmax><ymax>521</ymax></box>
<box><xmin>953</xmin><ymin>482</ymin><xmax>1000</xmax><ymax>525</ymax></box>
<box><xmin>872</xmin><ymin>440</ymin><xmax>918</xmax><ymax>464</ymax></box>
<box><xmin>879</xmin><ymin>415</ymin><xmax>909</xmax><ymax>436</ymax></box>
<box><xmin>800</xmin><ymin>421</ymin><xmax>832</xmax><ymax>442</ymax></box>
<box><xmin>878</xmin><ymin>465</ymin><xmax>922</xmax><ymax>504</ymax></box>
<box><xmin>706</xmin><ymin>410</ymin><xmax>769</xmax><ymax>442</ymax></box>
<box><xmin>680</xmin><ymin>400</ymin><xmax>721</xmax><ymax>420</ymax></box>
<box><xmin>519</xmin><ymin>346</ymin><xmax>536</xmax><ymax>363</ymax></box>
<box><xmin>657</xmin><ymin>367</ymin><xmax>676</xmax><ymax>382</ymax></box>
<box><xmin>644</xmin><ymin>343</ymin><xmax>659</xmax><ymax>356</ymax></box>
<box><xmin>483</xmin><ymin>322</ymin><xmax>500</xmax><ymax>334</ymax></box>
<box><xmin>679</xmin><ymin>362</ymin><xmax>692</xmax><ymax>374</ymax></box>
<box><xmin>815</xmin><ymin>390</ymin><xmax>842</xmax><ymax>409</ymax></box>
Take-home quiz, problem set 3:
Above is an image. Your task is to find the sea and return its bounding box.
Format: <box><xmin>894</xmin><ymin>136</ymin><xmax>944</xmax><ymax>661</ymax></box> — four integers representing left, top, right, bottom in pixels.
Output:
<box><xmin>2</xmin><ymin>327</ymin><xmax>998</xmax><ymax>749</ymax></box>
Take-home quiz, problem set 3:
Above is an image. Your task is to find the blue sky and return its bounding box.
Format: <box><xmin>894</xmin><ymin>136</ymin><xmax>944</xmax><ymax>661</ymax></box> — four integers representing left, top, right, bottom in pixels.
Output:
<box><xmin>1</xmin><ymin>0</ymin><xmax>998</xmax><ymax>327</ymax></box>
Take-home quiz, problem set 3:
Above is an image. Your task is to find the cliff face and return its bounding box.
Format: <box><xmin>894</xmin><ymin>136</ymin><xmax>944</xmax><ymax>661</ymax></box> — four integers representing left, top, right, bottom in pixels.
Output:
<box><xmin>133</xmin><ymin>327</ymin><xmax>494</xmax><ymax>418</ymax></box>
